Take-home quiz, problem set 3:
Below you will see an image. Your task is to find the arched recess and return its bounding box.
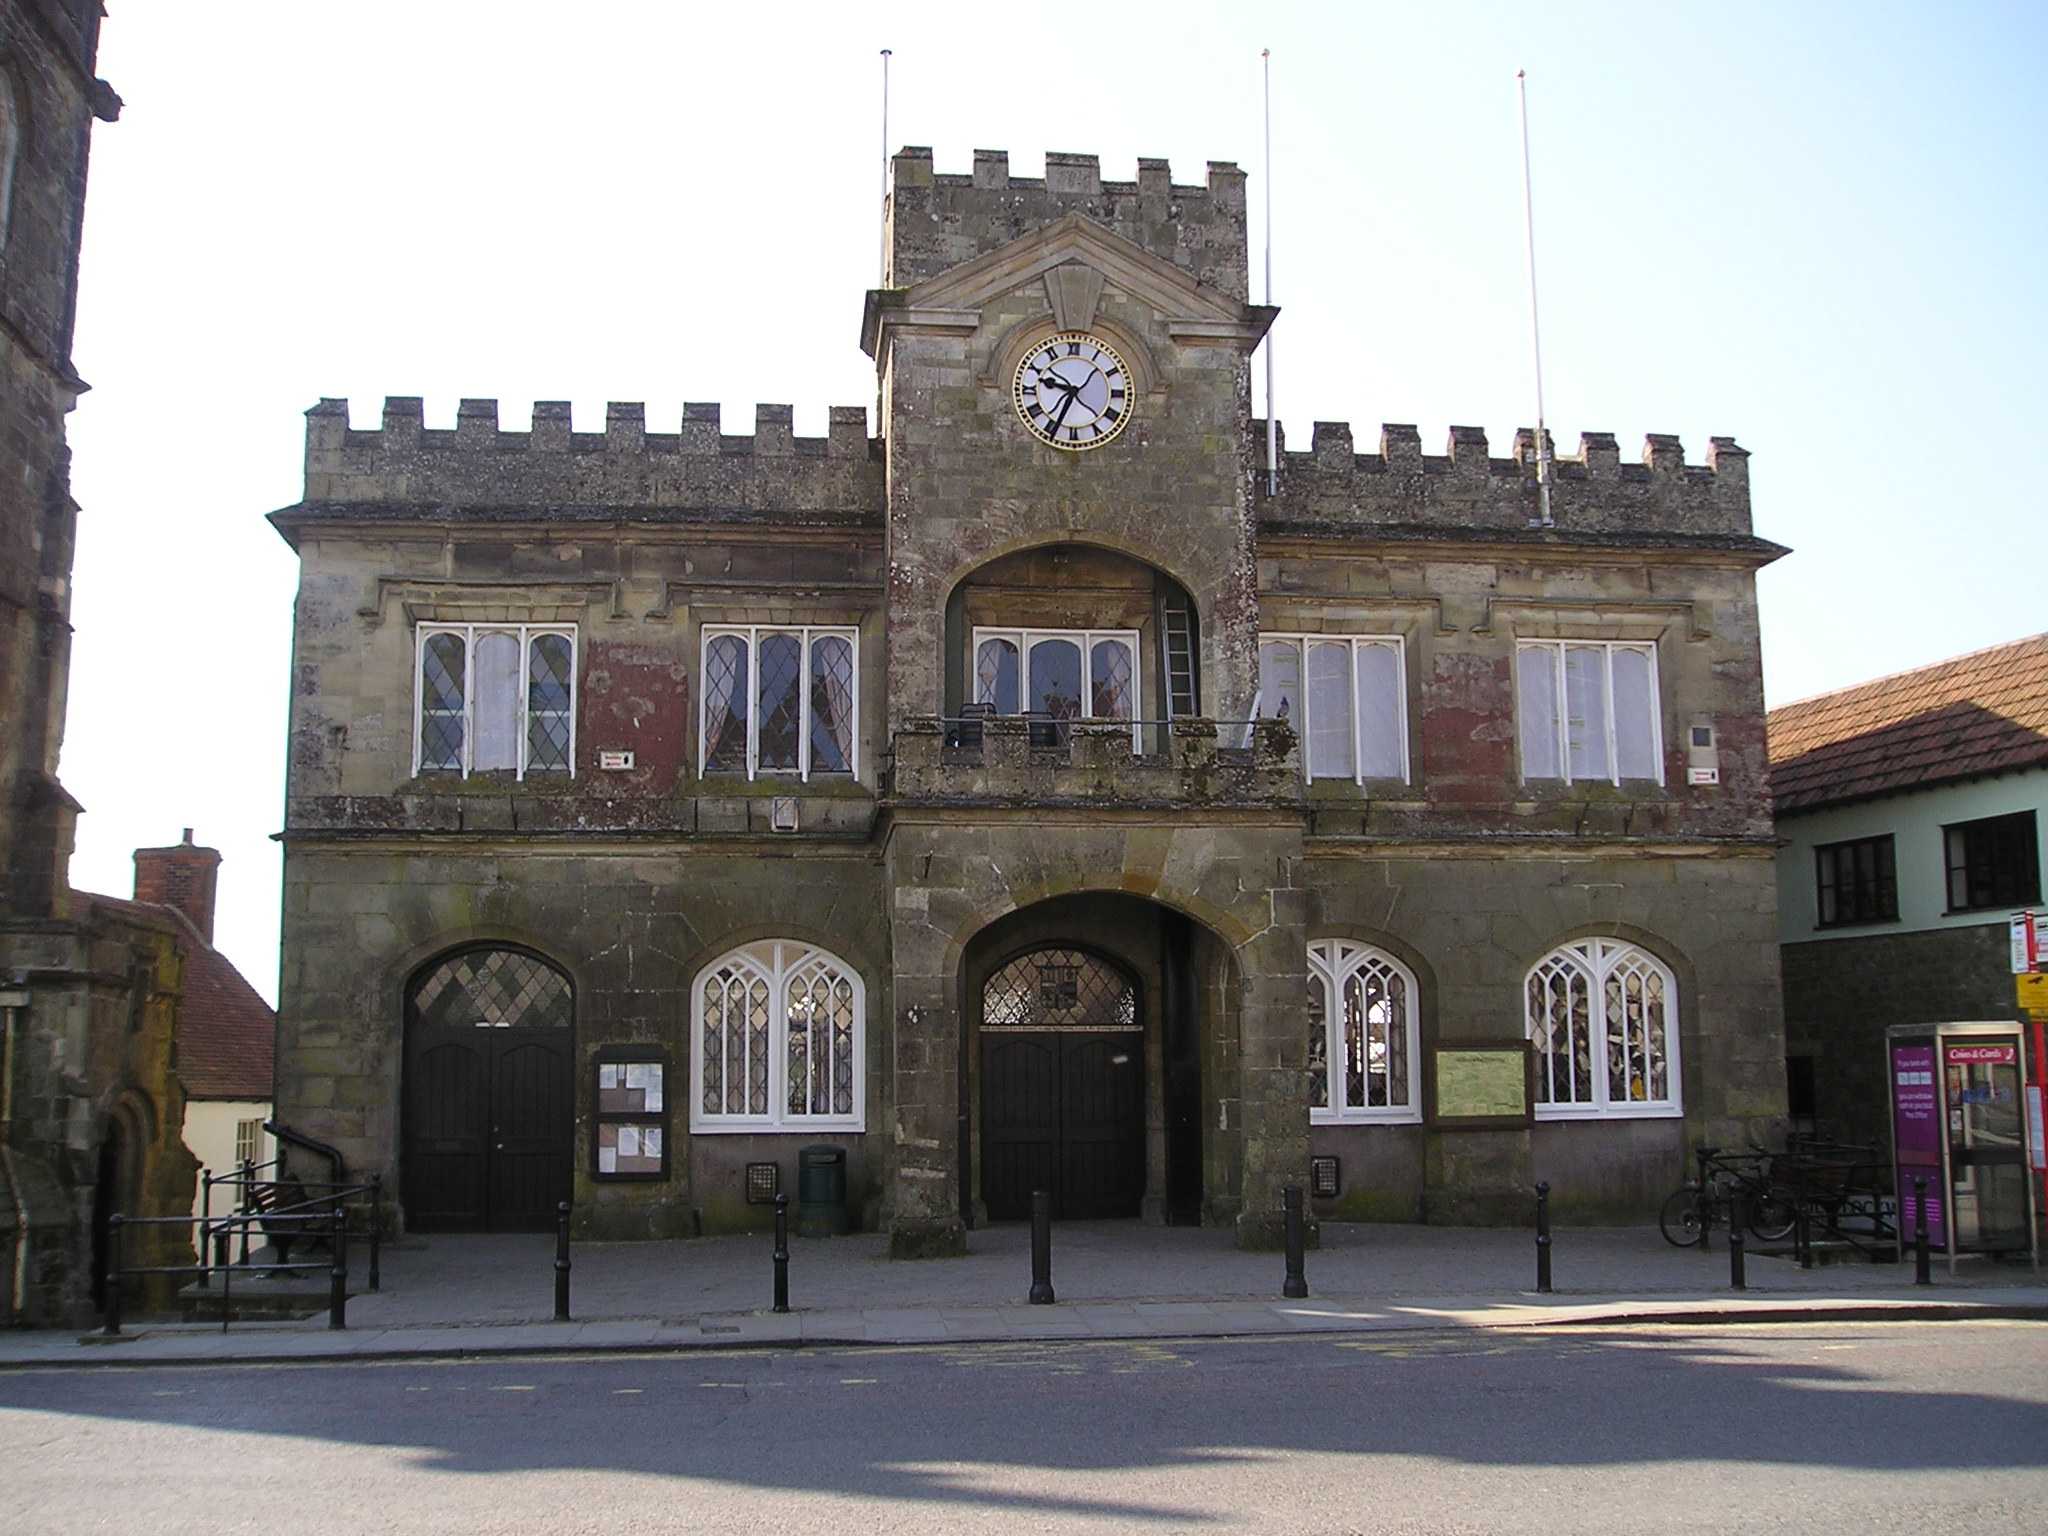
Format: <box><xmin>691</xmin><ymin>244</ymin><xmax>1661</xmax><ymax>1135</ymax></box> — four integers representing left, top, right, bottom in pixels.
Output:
<box><xmin>941</xmin><ymin>542</ymin><xmax>1203</xmax><ymax>744</ymax></box>
<box><xmin>956</xmin><ymin>892</ymin><xmax>1248</xmax><ymax>1229</ymax></box>
<box><xmin>401</xmin><ymin>944</ymin><xmax>574</xmax><ymax>1233</ymax></box>
<box><xmin>88</xmin><ymin>1097</ymin><xmax>148</xmax><ymax>1310</ymax></box>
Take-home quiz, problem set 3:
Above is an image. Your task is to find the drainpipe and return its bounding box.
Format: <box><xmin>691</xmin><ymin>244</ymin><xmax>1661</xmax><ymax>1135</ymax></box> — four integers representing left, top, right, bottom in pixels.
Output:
<box><xmin>0</xmin><ymin>984</ymin><xmax>30</xmax><ymax>1322</ymax></box>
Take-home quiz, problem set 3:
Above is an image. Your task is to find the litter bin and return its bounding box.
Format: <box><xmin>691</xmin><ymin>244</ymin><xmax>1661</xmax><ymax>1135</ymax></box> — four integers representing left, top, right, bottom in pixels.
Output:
<box><xmin>797</xmin><ymin>1145</ymin><xmax>851</xmax><ymax>1237</ymax></box>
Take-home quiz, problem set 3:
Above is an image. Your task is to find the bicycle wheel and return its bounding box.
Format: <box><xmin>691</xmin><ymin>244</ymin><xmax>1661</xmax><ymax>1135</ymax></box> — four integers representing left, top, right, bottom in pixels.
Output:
<box><xmin>1748</xmin><ymin>1193</ymin><xmax>1796</xmax><ymax>1242</ymax></box>
<box><xmin>1659</xmin><ymin>1188</ymin><xmax>1705</xmax><ymax>1247</ymax></box>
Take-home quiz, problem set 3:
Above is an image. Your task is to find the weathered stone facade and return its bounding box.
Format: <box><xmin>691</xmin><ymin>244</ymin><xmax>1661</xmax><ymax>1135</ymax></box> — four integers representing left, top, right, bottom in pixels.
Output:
<box><xmin>271</xmin><ymin>146</ymin><xmax>1789</xmax><ymax>1251</ymax></box>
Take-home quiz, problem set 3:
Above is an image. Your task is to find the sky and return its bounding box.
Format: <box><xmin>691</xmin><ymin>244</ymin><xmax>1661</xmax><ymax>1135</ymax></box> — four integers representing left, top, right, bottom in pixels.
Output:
<box><xmin>57</xmin><ymin>1</ymin><xmax>2048</xmax><ymax>1005</ymax></box>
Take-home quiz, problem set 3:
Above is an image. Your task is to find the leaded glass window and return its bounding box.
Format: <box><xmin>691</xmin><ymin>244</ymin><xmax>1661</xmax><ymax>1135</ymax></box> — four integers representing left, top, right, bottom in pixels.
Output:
<box><xmin>1307</xmin><ymin>940</ymin><xmax>1418</xmax><ymax>1122</ymax></box>
<box><xmin>692</xmin><ymin>940</ymin><xmax>865</xmax><ymax>1131</ymax></box>
<box><xmin>414</xmin><ymin>624</ymin><xmax>576</xmax><ymax>779</ymax></box>
<box><xmin>1516</xmin><ymin>642</ymin><xmax>1664</xmax><ymax>786</ymax></box>
<box><xmin>1525</xmin><ymin>939</ymin><xmax>1680</xmax><ymax>1118</ymax></box>
<box><xmin>969</xmin><ymin>629</ymin><xmax>1143</xmax><ymax>748</ymax></box>
<box><xmin>1256</xmin><ymin>635</ymin><xmax>1409</xmax><ymax>784</ymax></box>
<box><xmin>699</xmin><ymin>627</ymin><xmax>859</xmax><ymax>781</ymax></box>
<box><xmin>982</xmin><ymin>948</ymin><xmax>1138</xmax><ymax>1029</ymax></box>
<box><xmin>410</xmin><ymin>947</ymin><xmax>572</xmax><ymax>1031</ymax></box>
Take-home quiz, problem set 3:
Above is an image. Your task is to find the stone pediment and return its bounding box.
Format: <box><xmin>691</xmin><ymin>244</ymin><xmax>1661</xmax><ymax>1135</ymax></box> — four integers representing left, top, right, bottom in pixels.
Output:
<box><xmin>862</xmin><ymin>213</ymin><xmax>1276</xmax><ymax>357</ymax></box>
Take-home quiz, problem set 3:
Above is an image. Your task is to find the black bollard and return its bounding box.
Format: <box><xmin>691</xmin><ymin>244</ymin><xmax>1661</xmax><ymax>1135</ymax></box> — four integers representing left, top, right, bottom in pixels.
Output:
<box><xmin>772</xmin><ymin>1193</ymin><xmax>790</xmax><ymax>1314</ymax></box>
<box><xmin>197</xmin><ymin>1170</ymin><xmax>212</xmax><ymax>1290</ymax></box>
<box><xmin>554</xmin><ymin>1200</ymin><xmax>572</xmax><ymax>1321</ymax></box>
<box><xmin>1282</xmin><ymin>1186</ymin><xmax>1308</xmax><ymax>1299</ymax></box>
<box><xmin>1913</xmin><ymin>1176</ymin><xmax>1932</xmax><ymax>1286</ymax></box>
<box><xmin>1795</xmin><ymin>1201</ymin><xmax>1813</xmax><ymax>1270</ymax></box>
<box><xmin>368</xmin><ymin>1174</ymin><xmax>383</xmax><ymax>1293</ymax></box>
<box><xmin>1029</xmin><ymin>1188</ymin><xmax>1055</xmax><ymax>1305</ymax></box>
<box><xmin>101</xmin><ymin>1214</ymin><xmax>125</xmax><ymax>1337</ymax></box>
<box><xmin>328</xmin><ymin>1205</ymin><xmax>349</xmax><ymax>1330</ymax></box>
<box><xmin>1728</xmin><ymin>1193</ymin><xmax>1747</xmax><ymax>1290</ymax></box>
<box><xmin>1534</xmin><ymin>1182</ymin><xmax>1553</xmax><ymax>1294</ymax></box>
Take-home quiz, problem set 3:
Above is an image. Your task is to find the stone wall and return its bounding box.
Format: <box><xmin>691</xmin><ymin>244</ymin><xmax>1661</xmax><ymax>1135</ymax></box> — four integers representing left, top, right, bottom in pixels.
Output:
<box><xmin>1781</xmin><ymin>920</ymin><xmax>2016</xmax><ymax>1149</ymax></box>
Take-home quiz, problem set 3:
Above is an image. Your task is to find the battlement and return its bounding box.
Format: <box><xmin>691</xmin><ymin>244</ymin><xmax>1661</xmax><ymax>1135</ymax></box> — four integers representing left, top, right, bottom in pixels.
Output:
<box><xmin>1253</xmin><ymin>421</ymin><xmax>1756</xmax><ymax>540</ymax></box>
<box><xmin>296</xmin><ymin>398</ymin><xmax>885</xmax><ymax>518</ymax></box>
<box><xmin>887</xmin><ymin>148</ymin><xmax>1250</xmax><ymax>300</ymax></box>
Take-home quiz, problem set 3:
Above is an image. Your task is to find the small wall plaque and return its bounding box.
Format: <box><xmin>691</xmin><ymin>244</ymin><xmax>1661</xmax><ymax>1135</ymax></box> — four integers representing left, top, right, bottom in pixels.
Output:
<box><xmin>1429</xmin><ymin>1040</ymin><xmax>1534</xmax><ymax>1129</ymax></box>
<box><xmin>599</xmin><ymin>750</ymin><xmax>635</xmax><ymax>771</ymax></box>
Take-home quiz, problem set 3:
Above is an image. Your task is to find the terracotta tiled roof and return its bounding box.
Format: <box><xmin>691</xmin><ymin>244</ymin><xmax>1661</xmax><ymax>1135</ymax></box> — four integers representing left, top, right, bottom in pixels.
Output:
<box><xmin>1767</xmin><ymin>633</ymin><xmax>2048</xmax><ymax>814</ymax></box>
<box><xmin>90</xmin><ymin>894</ymin><xmax>275</xmax><ymax>1101</ymax></box>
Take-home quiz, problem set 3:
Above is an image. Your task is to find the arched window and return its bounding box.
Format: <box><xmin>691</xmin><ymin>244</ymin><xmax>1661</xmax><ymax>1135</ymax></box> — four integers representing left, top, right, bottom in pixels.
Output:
<box><xmin>1525</xmin><ymin>939</ymin><xmax>1680</xmax><ymax>1118</ymax></box>
<box><xmin>1306</xmin><ymin>940</ymin><xmax>1420</xmax><ymax>1123</ymax></box>
<box><xmin>691</xmin><ymin>941</ymin><xmax>864</xmax><ymax>1132</ymax></box>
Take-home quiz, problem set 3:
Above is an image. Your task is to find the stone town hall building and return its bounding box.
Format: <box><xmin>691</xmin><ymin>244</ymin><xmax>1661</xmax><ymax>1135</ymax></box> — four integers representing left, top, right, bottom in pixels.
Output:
<box><xmin>271</xmin><ymin>148</ymin><xmax>1789</xmax><ymax>1254</ymax></box>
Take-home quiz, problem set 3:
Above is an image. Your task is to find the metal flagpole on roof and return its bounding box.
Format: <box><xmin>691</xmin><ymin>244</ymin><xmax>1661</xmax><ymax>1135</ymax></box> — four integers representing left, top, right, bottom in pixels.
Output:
<box><xmin>1517</xmin><ymin>68</ymin><xmax>1555</xmax><ymax>528</ymax></box>
<box><xmin>1263</xmin><ymin>48</ymin><xmax>1277</xmax><ymax>498</ymax></box>
<box><xmin>880</xmin><ymin>49</ymin><xmax>893</xmax><ymax>285</ymax></box>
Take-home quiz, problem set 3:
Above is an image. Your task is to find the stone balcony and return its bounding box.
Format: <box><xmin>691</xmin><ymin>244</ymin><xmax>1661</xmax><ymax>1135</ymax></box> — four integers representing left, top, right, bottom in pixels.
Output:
<box><xmin>885</xmin><ymin>716</ymin><xmax>1301</xmax><ymax>809</ymax></box>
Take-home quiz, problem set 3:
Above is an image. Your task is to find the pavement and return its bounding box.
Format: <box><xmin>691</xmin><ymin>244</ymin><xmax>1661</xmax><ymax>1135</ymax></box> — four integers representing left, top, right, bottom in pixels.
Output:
<box><xmin>7</xmin><ymin>1220</ymin><xmax>2043</xmax><ymax>1369</ymax></box>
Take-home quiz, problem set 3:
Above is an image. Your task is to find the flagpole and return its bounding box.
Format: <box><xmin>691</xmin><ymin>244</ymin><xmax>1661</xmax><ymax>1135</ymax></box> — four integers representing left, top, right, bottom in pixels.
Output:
<box><xmin>879</xmin><ymin>49</ymin><xmax>893</xmax><ymax>285</ymax></box>
<box><xmin>1516</xmin><ymin>68</ymin><xmax>1553</xmax><ymax>528</ymax></box>
<box><xmin>1263</xmin><ymin>48</ymin><xmax>1277</xmax><ymax>498</ymax></box>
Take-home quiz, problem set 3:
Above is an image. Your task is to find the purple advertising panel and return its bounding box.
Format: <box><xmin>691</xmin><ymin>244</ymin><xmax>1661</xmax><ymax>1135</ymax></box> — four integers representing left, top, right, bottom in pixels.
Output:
<box><xmin>1891</xmin><ymin>1041</ymin><xmax>1947</xmax><ymax>1247</ymax></box>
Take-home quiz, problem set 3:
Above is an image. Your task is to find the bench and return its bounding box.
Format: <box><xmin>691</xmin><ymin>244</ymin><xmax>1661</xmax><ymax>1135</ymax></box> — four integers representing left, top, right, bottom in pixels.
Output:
<box><xmin>244</xmin><ymin>1176</ymin><xmax>337</xmax><ymax>1266</ymax></box>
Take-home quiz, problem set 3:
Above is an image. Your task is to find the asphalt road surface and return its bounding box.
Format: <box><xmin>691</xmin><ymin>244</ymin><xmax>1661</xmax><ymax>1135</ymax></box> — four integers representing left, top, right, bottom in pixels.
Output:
<box><xmin>2</xmin><ymin>1322</ymin><xmax>2045</xmax><ymax>1534</ymax></box>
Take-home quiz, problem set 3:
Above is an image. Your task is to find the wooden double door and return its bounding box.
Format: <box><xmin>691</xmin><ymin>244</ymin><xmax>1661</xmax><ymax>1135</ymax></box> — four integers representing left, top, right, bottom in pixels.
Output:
<box><xmin>981</xmin><ymin>1030</ymin><xmax>1144</xmax><ymax>1220</ymax></box>
<box><xmin>402</xmin><ymin>948</ymin><xmax>574</xmax><ymax>1233</ymax></box>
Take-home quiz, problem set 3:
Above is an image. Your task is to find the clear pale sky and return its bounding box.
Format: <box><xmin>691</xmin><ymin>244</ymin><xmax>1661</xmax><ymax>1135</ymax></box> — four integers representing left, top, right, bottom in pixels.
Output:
<box><xmin>58</xmin><ymin>2</ymin><xmax>2048</xmax><ymax>1004</ymax></box>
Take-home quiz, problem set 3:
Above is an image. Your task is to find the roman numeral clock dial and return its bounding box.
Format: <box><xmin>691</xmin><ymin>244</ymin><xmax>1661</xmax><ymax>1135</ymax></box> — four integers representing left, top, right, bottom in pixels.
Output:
<box><xmin>1014</xmin><ymin>331</ymin><xmax>1133</xmax><ymax>451</ymax></box>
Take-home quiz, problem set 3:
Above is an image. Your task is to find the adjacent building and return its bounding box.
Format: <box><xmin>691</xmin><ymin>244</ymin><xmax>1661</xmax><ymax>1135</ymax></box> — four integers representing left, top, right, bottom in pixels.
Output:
<box><xmin>271</xmin><ymin>147</ymin><xmax>1790</xmax><ymax>1252</ymax></box>
<box><xmin>1771</xmin><ymin>633</ymin><xmax>2046</xmax><ymax>1146</ymax></box>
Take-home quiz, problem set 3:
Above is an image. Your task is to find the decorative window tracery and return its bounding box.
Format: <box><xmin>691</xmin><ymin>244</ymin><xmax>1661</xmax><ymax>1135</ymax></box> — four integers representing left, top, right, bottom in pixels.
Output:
<box><xmin>1524</xmin><ymin>938</ymin><xmax>1680</xmax><ymax>1118</ymax></box>
<box><xmin>691</xmin><ymin>941</ymin><xmax>864</xmax><ymax>1132</ymax></box>
<box><xmin>1306</xmin><ymin>940</ymin><xmax>1420</xmax><ymax>1122</ymax></box>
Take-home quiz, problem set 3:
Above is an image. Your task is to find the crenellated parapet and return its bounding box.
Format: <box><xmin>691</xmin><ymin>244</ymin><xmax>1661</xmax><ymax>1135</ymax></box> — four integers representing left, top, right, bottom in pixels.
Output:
<box><xmin>297</xmin><ymin>398</ymin><xmax>885</xmax><ymax>519</ymax></box>
<box><xmin>886</xmin><ymin>148</ymin><xmax>1250</xmax><ymax>300</ymax></box>
<box><xmin>1253</xmin><ymin>420</ymin><xmax>1754</xmax><ymax>539</ymax></box>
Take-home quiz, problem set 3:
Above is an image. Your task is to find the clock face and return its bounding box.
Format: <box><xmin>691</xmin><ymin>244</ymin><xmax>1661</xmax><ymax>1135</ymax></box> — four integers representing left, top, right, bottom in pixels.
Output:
<box><xmin>1013</xmin><ymin>332</ymin><xmax>1133</xmax><ymax>451</ymax></box>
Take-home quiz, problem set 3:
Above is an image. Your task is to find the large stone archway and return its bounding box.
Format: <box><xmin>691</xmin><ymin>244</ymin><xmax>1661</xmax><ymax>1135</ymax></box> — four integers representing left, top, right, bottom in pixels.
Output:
<box><xmin>882</xmin><ymin>814</ymin><xmax>1306</xmax><ymax>1255</ymax></box>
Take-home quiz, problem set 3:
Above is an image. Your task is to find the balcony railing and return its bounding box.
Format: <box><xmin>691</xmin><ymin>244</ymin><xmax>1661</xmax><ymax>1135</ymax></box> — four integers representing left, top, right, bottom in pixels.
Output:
<box><xmin>886</xmin><ymin>715</ymin><xmax>1300</xmax><ymax>807</ymax></box>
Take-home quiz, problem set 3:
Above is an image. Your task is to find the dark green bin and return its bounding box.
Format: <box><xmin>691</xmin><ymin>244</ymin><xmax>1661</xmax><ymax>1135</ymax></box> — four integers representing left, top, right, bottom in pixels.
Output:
<box><xmin>796</xmin><ymin>1145</ymin><xmax>851</xmax><ymax>1236</ymax></box>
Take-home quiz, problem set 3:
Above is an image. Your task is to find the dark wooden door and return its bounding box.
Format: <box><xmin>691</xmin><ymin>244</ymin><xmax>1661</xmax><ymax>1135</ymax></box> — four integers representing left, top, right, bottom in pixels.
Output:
<box><xmin>405</xmin><ymin>1037</ymin><xmax>491</xmax><ymax>1232</ymax></box>
<box><xmin>487</xmin><ymin>1033</ymin><xmax>574</xmax><ymax>1231</ymax></box>
<box><xmin>982</xmin><ymin>1032</ymin><xmax>1143</xmax><ymax>1220</ymax></box>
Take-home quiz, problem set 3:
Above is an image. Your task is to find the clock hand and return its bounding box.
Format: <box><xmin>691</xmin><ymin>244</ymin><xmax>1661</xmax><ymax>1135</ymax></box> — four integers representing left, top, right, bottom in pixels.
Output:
<box><xmin>1049</xmin><ymin>387</ymin><xmax>1079</xmax><ymax>437</ymax></box>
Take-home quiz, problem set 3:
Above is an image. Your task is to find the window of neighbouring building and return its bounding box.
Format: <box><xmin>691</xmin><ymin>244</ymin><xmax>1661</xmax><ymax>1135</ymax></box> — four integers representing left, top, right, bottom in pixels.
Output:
<box><xmin>1256</xmin><ymin>636</ymin><xmax>1408</xmax><ymax>783</ymax></box>
<box><xmin>1943</xmin><ymin>810</ymin><xmax>2041</xmax><ymax>913</ymax></box>
<box><xmin>700</xmin><ymin>627</ymin><xmax>857</xmax><ymax>781</ymax></box>
<box><xmin>971</xmin><ymin>627</ymin><xmax>1141</xmax><ymax>747</ymax></box>
<box><xmin>1815</xmin><ymin>834</ymin><xmax>1899</xmax><ymax>927</ymax></box>
<box><xmin>414</xmin><ymin>624</ymin><xmax>576</xmax><ymax>779</ymax></box>
<box><xmin>1516</xmin><ymin>641</ymin><xmax>1662</xmax><ymax>786</ymax></box>
<box><xmin>1525</xmin><ymin>938</ymin><xmax>1681</xmax><ymax>1118</ymax></box>
<box><xmin>690</xmin><ymin>941</ymin><xmax>864</xmax><ymax>1132</ymax></box>
<box><xmin>1307</xmin><ymin>940</ymin><xmax>1420</xmax><ymax>1123</ymax></box>
<box><xmin>233</xmin><ymin>1118</ymin><xmax>262</xmax><ymax>1167</ymax></box>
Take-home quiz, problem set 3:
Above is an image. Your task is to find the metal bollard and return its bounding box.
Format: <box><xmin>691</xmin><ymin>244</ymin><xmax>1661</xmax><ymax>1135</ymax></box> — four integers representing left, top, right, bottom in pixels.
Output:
<box><xmin>197</xmin><ymin>1171</ymin><xmax>212</xmax><ymax>1290</ymax></box>
<box><xmin>1913</xmin><ymin>1176</ymin><xmax>1932</xmax><ymax>1286</ymax></box>
<box><xmin>1728</xmin><ymin>1193</ymin><xmax>1747</xmax><ymax>1290</ymax></box>
<box><xmin>101</xmin><ymin>1214</ymin><xmax>125</xmax><ymax>1337</ymax></box>
<box><xmin>369</xmin><ymin>1174</ymin><xmax>383</xmax><ymax>1293</ymax></box>
<box><xmin>554</xmin><ymin>1200</ymin><xmax>572</xmax><ymax>1321</ymax></box>
<box><xmin>328</xmin><ymin>1205</ymin><xmax>348</xmax><ymax>1330</ymax></box>
<box><xmin>1282</xmin><ymin>1186</ymin><xmax>1308</xmax><ymax>1299</ymax></box>
<box><xmin>1534</xmin><ymin>1182</ymin><xmax>1553</xmax><ymax>1294</ymax></box>
<box><xmin>1029</xmin><ymin>1188</ymin><xmax>1055</xmax><ymax>1305</ymax></box>
<box><xmin>1795</xmin><ymin>1201</ymin><xmax>1813</xmax><ymax>1270</ymax></box>
<box><xmin>772</xmin><ymin>1194</ymin><xmax>790</xmax><ymax>1314</ymax></box>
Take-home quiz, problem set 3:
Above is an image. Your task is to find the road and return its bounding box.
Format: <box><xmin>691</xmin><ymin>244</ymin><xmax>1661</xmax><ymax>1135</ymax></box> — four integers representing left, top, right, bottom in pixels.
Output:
<box><xmin>1</xmin><ymin>1323</ymin><xmax>2044</xmax><ymax>1534</ymax></box>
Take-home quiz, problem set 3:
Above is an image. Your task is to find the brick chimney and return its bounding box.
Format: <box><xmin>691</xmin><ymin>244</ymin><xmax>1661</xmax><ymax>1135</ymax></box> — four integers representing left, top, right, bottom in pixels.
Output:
<box><xmin>133</xmin><ymin>828</ymin><xmax>222</xmax><ymax>945</ymax></box>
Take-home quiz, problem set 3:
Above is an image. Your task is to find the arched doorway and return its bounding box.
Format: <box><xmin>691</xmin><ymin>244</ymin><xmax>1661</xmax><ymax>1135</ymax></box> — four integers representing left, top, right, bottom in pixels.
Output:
<box><xmin>979</xmin><ymin>945</ymin><xmax>1145</xmax><ymax>1221</ymax></box>
<box><xmin>402</xmin><ymin>946</ymin><xmax>574</xmax><ymax>1232</ymax></box>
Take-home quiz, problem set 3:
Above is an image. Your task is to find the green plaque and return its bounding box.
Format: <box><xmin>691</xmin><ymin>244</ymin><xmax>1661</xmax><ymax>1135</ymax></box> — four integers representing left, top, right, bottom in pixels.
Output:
<box><xmin>1434</xmin><ymin>1047</ymin><xmax>1530</xmax><ymax>1124</ymax></box>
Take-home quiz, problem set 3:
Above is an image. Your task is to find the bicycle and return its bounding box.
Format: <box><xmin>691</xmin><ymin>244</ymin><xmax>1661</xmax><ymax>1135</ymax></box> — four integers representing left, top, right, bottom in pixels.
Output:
<box><xmin>1659</xmin><ymin>1143</ymin><xmax>1798</xmax><ymax>1248</ymax></box>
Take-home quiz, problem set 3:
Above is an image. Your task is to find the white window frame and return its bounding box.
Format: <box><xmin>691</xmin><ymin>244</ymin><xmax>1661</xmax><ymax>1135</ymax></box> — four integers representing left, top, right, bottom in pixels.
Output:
<box><xmin>412</xmin><ymin>623</ymin><xmax>578</xmax><ymax>780</ymax></box>
<box><xmin>1307</xmin><ymin>939</ymin><xmax>1422</xmax><ymax>1125</ymax></box>
<box><xmin>1524</xmin><ymin>938</ymin><xmax>1682</xmax><ymax>1120</ymax></box>
<box><xmin>1515</xmin><ymin>640</ymin><xmax>1664</xmax><ymax>787</ymax></box>
<box><xmin>1256</xmin><ymin>634</ymin><xmax>1410</xmax><ymax>784</ymax></box>
<box><xmin>689</xmin><ymin>940</ymin><xmax>866</xmax><ymax>1133</ymax></box>
<box><xmin>697</xmin><ymin>625</ymin><xmax>860</xmax><ymax>782</ymax></box>
<box><xmin>970</xmin><ymin>627</ymin><xmax>1144</xmax><ymax>750</ymax></box>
